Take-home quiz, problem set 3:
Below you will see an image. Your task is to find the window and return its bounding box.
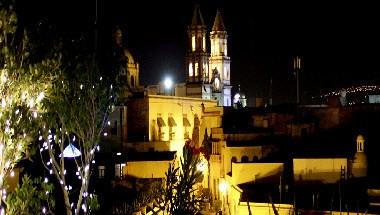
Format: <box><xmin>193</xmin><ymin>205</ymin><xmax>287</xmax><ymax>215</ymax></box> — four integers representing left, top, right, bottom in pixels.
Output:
<box><xmin>98</xmin><ymin>166</ymin><xmax>105</xmax><ymax>179</ymax></box>
<box><xmin>157</xmin><ymin>114</ymin><xmax>166</xmax><ymax>141</ymax></box>
<box><xmin>231</xmin><ymin>157</ymin><xmax>237</xmax><ymax>163</ymax></box>
<box><xmin>168</xmin><ymin>114</ymin><xmax>177</xmax><ymax>140</ymax></box>
<box><xmin>115</xmin><ymin>164</ymin><xmax>125</xmax><ymax>178</ymax></box>
<box><xmin>202</xmin><ymin>36</ymin><xmax>206</xmax><ymax>51</ymax></box>
<box><xmin>195</xmin><ymin>63</ymin><xmax>199</xmax><ymax>77</ymax></box>
<box><xmin>131</xmin><ymin>75</ymin><xmax>135</xmax><ymax>87</ymax></box>
<box><xmin>191</xmin><ymin>35</ymin><xmax>196</xmax><ymax>51</ymax></box>
<box><xmin>224</xmin><ymin>40</ymin><xmax>227</xmax><ymax>56</ymax></box>
<box><xmin>241</xmin><ymin>156</ymin><xmax>249</xmax><ymax>163</ymax></box>
<box><xmin>189</xmin><ymin>63</ymin><xmax>193</xmax><ymax>77</ymax></box>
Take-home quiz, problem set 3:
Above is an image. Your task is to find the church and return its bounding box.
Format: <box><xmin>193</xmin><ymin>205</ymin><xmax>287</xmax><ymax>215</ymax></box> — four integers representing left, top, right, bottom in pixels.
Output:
<box><xmin>147</xmin><ymin>6</ymin><xmax>232</xmax><ymax>107</ymax></box>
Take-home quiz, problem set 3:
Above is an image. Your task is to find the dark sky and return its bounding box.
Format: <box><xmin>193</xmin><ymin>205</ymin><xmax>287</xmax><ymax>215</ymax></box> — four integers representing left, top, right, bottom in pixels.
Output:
<box><xmin>16</xmin><ymin>0</ymin><xmax>380</xmax><ymax>104</ymax></box>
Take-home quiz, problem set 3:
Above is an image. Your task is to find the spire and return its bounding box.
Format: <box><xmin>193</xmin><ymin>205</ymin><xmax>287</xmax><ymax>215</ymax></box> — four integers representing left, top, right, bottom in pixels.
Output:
<box><xmin>212</xmin><ymin>9</ymin><xmax>225</xmax><ymax>31</ymax></box>
<box><xmin>191</xmin><ymin>4</ymin><xmax>205</xmax><ymax>26</ymax></box>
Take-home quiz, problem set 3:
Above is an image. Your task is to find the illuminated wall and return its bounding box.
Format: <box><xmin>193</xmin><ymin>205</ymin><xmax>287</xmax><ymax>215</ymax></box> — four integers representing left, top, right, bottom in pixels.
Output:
<box><xmin>127</xmin><ymin>95</ymin><xmax>219</xmax><ymax>157</ymax></box>
<box><xmin>293</xmin><ymin>158</ymin><xmax>347</xmax><ymax>184</ymax></box>
<box><xmin>223</xmin><ymin>146</ymin><xmax>262</xmax><ymax>173</ymax></box>
<box><xmin>231</xmin><ymin>162</ymin><xmax>283</xmax><ymax>185</ymax></box>
<box><xmin>124</xmin><ymin>160</ymin><xmax>172</xmax><ymax>178</ymax></box>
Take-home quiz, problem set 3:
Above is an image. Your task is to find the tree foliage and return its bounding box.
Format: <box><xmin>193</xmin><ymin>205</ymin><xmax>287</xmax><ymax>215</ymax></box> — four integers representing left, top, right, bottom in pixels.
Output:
<box><xmin>164</xmin><ymin>141</ymin><xmax>204</xmax><ymax>215</ymax></box>
<box><xmin>40</xmin><ymin>55</ymin><xmax>116</xmax><ymax>215</ymax></box>
<box><xmin>0</xmin><ymin>3</ymin><xmax>59</xmax><ymax>209</ymax></box>
<box><xmin>5</xmin><ymin>175</ymin><xmax>55</xmax><ymax>215</ymax></box>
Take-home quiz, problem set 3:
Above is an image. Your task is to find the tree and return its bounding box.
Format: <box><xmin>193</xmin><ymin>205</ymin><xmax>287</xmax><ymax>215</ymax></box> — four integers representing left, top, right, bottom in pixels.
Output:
<box><xmin>164</xmin><ymin>140</ymin><xmax>204</xmax><ymax>215</ymax></box>
<box><xmin>40</xmin><ymin>55</ymin><xmax>116</xmax><ymax>215</ymax></box>
<box><xmin>5</xmin><ymin>175</ymin><xmax>55</xmax><ymax>215</ymax></box>
<box><xmin>0</xmin><ymin>4</ymin><xmax>59</xmax><ymax>212</ymax></box>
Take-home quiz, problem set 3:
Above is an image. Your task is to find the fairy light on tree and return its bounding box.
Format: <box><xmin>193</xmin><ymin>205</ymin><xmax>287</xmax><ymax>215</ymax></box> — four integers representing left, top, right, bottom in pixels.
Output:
<box><xmin>40</xmin><ymin>55</ymin><xmax>116</xmax><ymax>215</ymax></box>
<box><xmin>0</xmin><ymin>4</ymin><xmax>59</xmax><ymax>212</ymax></box>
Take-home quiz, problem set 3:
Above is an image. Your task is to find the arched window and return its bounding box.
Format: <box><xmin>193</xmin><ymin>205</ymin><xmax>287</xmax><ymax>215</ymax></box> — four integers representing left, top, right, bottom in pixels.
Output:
<box><xmin>241</xmin><ymin>156</ymin><xmax>249</xmax><ymax>163</ymax></box>
<box><xmin>253</xmin><ymin>156</ymin><xmax>259</xmax><ymax>162</ymax></box>
<box><xmin>231</xmin><ymin>157</ymin><xmax>237</xmax><ymax>163</ymax></box>
<box><xmin>131</xmin><ymin>75</ymin><xmax>135</xmax><ymax>87</ymax></box>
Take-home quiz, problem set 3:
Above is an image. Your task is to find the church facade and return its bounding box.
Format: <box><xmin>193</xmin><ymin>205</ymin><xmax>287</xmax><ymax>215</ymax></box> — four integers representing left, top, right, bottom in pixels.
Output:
<box><xmin>185</xmin><ymin>6</ymin><xmax>232</xmax><ymax>107</ymax></box>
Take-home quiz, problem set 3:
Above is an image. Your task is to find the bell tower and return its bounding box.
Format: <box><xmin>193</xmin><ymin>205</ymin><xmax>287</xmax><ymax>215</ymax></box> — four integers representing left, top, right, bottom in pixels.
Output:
<box><xmin>209</xmin><ymin>10</ymin><xmax>231</xmax><ymax>106</ymax></box>
<box><xmin>185</xmin><ymin>5</ymin><xmax>211</xmax><ymax>99</ymax></box>
<box><xmin>186</xmin><ymin>5</ymin><xmax>209</xmax><ymax>84</ymax></box>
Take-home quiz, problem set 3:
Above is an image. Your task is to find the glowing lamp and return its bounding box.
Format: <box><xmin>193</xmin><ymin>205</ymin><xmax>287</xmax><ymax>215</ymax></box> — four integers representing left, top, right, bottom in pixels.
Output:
<box><xmin>164</xmin><ymin>77</ymin><xmax>173</xmax><ymax>89</ymax></box>
<box><xmin>60</xmin><ymin>143</ymin><xmax>81</xmax><ymax>158</ymax></box>
<box><xmin>219</xmin><ymin>181</ymin><xmax>228</xmax><ymax>193</ymax></box>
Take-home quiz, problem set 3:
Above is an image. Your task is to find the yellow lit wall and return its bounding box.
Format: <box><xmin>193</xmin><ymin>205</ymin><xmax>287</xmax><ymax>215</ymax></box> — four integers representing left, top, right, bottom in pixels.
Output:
<box><xmin>293</xmin><ymin>158</ymin><xmax>347</xmax><ymax>184</ymax></box>
<box><xmin>124</xmin><ymin>160</ymin><xmax>172</xmax><ymax>178</ymax></box>
<box><xmin>233</xmin><ymin>202</ymin><xmax>293</xmax><ymax>215</ymax></box>
<box><xmin>223</xmin><ymin>146</ymin><xmax>262</xmax><ymax>173</ymax></box>
<box><xmin>128</xmin><ymin>95</ymin><xmax>219</xmax><ymax>157</ymax></box>
<box><xmin>231</xmin><ymin>162</ymin><xmax>283</xmax><ymax>185</ymax></box>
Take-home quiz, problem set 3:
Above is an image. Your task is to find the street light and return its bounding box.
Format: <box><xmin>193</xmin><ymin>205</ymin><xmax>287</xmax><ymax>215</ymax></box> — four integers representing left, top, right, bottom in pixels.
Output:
<box><xmin>163</xmin><ymin>77</ymin><xmax>173</xmax><ymax>96</ymax></box>
<box><xmin>219</xmin><ymin>181</ymin><xmax>228</xmax><ymax>194</ymax></box>
<box><xmin>164</xmin><ymin>77</ymin><xmax>173</xmax><ymax>89</ymax></box>
<box><xmin>219</xmin><ymin>180</ymin><xmax>228</xmax><ymax>213</ymax></box>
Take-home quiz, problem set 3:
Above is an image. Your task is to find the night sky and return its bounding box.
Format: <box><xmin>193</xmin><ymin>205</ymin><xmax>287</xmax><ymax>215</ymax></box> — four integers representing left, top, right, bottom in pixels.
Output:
<box><xmin>16</xmin><ymin>0</ymin><xmax>380</xmax><ymax>105</ymax></box>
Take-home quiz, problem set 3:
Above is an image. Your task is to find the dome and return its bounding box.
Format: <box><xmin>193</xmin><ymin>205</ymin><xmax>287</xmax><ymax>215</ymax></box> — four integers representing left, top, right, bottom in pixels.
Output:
<box><xmin>356</xmin><ymin>134</ymin><xmax>365</xmax><ymax>143</ymax></box>
<box><xmin>123</xmin><ymin>49</ymin><xmax>135</xmax><ymax>64</ymax></box>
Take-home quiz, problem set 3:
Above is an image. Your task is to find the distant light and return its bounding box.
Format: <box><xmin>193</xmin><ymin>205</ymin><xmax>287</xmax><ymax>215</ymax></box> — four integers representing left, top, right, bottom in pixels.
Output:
<box><xmin>116</xmin><ymin>152</ymin><xmax>121</xmax><ymax>156</ymax></box>
<box><xmin>164</xmin><ymin>77</ymin><xmax>173</xmax><ymax>89</ymax></box>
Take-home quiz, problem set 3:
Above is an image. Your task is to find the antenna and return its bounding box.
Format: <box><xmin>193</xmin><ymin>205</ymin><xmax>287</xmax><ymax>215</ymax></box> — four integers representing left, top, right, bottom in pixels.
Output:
<box><xmin>293</xmin><ymin>56</ymin><xmax>302</xmax><ymax>104</ymax></box>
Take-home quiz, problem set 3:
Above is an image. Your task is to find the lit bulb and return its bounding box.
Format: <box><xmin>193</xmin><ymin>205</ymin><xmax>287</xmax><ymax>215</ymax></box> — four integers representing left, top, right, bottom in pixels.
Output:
<box><xmin>37</xmin><ymin>92</ymin><xmax>44</xmax><ymax>102</ymax></box>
